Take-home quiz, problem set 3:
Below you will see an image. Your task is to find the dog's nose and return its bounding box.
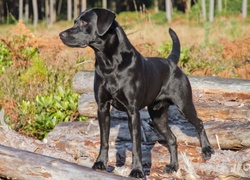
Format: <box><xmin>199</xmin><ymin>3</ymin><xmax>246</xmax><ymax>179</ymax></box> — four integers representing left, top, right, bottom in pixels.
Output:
<box><xmin>59</xmin><ymin>31</ymin><xmax>67</xmax><ymax>38</ymax></box>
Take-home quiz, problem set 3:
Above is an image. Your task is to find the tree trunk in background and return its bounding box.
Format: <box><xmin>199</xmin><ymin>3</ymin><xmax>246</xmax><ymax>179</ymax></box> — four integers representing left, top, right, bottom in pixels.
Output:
<box><xmin>217</xmin><ymin>0</ymin><xmax>222</xmax><ymax>12</ymax></box>
<box><xmin>81</xmin><ymin>0</ymin><xmax>87</xmax><ymax>12</ymax></box>
<box><xmin>57</xmin><ymin>0</ymin><xmax>62</xmax><ymax>15</ymax></box>
<box><xmin>49</xmin><ymin>0</ymin><xmax>56</xmax><ymax>25</ymax></box>
<box><xmin>32</xmin><ymin>0</ymin><xmax>38</xmax><ymax>28</ymax></box>
<box><xmin>165</xmin><ymin>0</ymin><xmax>172</xmax><ymax>23</ymax></box>
<box><xmin>67</xmin><ymin>0</ymin><xmax>72</xmax><ymax>21</ymax></box>
<box><xmin>185</xmin><ymin>0</ymin><xmax>191</xmax><ymax>13</ymax></box>
<box><xmin>0</xmin><ymin>0</ymin><xmax>3</xmax><ymax>23</ymax></box>
<box><xmin>74</xmin><ymin>0</ymin><xmax>80</xmax><ymax>19</ymax></box>
<box><xmin>45</xmin><ymin>0</ymin><xmax>49</xmax><ymax>23</ymax></box>
<box><xmin>242</xmin><ymin>0</ymin><xmax>247</xmax><ymax>19</ymax></box>
<box><xmin>201</xmin><ymin>0</ymin><xmax>206</xmax><ymax>21</ymax></box>
<box><xmin>102</xmin><ymin>0</ymin><xmax>107</xmax><ymax>9</ymax></box>
<box><xmin>25</xmin><ymin>0</ymin><xmax>29</xmax><ymax>23</ymax></box>
<box><xmin>209</xmin><ymin>0</ymin><xmax>214</xmax><ymax>22</ymax></box>
<box><xmin>19</xmin><ymin>0</ymin><xmax>23</xmax><ymax>20</ymax></box>
<box><xmin>154</xmin><ymin>0</ymin><xmax>159</xmax><ymax>13</ymax></box>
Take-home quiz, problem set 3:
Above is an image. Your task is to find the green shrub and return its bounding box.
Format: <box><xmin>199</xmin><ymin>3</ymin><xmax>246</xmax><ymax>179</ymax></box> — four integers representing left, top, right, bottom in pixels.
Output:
<box><xmin>0</xmin><ymin>41</ymin><xmax>12</xmax><ymax>73</ymax></box>
<box><xmin>158</xmin><ymin>41</ymin><xmax>190</xmax><ymax>66</ymax></box>
<box><xmin>150</xmin><ymin>11</ymin><xmax>167</xmax><ymax>24</ymax></box>
<box><xmin>18</xmin><ymin>86</ymin><xmax>87</xmax><ymax>140</ymax></box>
<box><xmin>20</xmin><ymin>56</ymin><xmax>47</xmax><ymax>84</ymax></box>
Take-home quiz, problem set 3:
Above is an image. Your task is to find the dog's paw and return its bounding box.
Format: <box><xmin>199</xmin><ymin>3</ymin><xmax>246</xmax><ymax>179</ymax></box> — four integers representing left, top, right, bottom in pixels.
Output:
<box><xmin>164</xmin><ymin>163</ymin><xmax>179</xmax><ymax>174</ymax></box>
<box><xmin>92</xmin><ymin>161</ymin><xmax>106</xmax><ymax>171</ymax></box>
<box><xmin>202</xmin><ymin>145</ymin><xmax>215</xmax><ymax>160</ymax></box>
<box><xmin>129</xmin><ymin>169</ymin><xmax>145</xmax><ymax>179</ymax></box>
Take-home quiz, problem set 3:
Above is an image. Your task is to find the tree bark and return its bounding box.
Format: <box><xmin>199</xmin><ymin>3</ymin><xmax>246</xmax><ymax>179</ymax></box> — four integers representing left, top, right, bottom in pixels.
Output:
<box><xmin>45</xmin><ymin>0</ymin><xmax>49</xmax><ymax>23</ymax></box>
<box><xmin>32</xmin><ymin>0</ymin><xmax>38</xmax><ymax>28</ymax></box>
<box><xmin>209</xmin><ymin>0</ymin><xmax>214</xmax><ymax>22</ymax></box>
<box><xmin>165</xmin><ymin>0</ymin><xmax>172</xmax><ymax>23</ymax></box>
<box><xmin>57</xmin><ymin>0</ymin><xmax>62</xmax><ymax>15</ymax></box>
<box><xmin>19</xmin><ymin>0</ymin><xmax>23</xmax><ymax>20</ymax></box>
<box><xmin>0</xmin><ymin>0</ymin><xmax>3</xmax><ymax>23</ymax></box>
<box><xmin>242</xmin><ymin>0</ymin><xmax>247</xmax><ymax>19</ymax></box>
<box><xmin>102</xmin><ymin>0</ymin><xmax>107</xmax><ymax>9</ymax></box>
<box><xmin>217</xmin><ymin>0</ymin><xmax>222</xmax><ymax>12</ymax></box>
<box><xmin>67</xmin><ymin>0</ymin><xmax>72</xmax><ymax>21</ymax></box>
<box><xmin>74</xmin><ymin>0</ymin><xmax>80</xmax><ymax>19</ymax></box>
<box><xmin>201</xmin><ymin>0</ymin><xmax>206</xmax><ymax>21</ymax></box>
<box><xmin>154</xmin><ymin>0</ymin><xmax>159</xmax><ymax>13</ymax></box>
<box><xmin>81</xmin><ymin>0</ymin><xmax>87</xmax><ymax>12</ymax></box>
<box><xmin>185</xmin><ymin>0</ymin><xmax>191</xmax><ymax>13</ymax></box>
<box><xmin>25</xmin><ymin>0</ymin><xmax>29</xmax><ymax>23</ymax></box>
<box><xmin>0</xmin><ymin>144</ymin><xmax>129</xmax><ymax>180</ymax></box>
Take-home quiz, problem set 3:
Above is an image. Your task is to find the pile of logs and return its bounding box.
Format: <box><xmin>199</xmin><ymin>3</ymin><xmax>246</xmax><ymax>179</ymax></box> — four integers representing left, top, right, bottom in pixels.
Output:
<box><xmin>0</xmin><ymin>71</ymin><xmax>249</xmax><ymax>179</ymax></box>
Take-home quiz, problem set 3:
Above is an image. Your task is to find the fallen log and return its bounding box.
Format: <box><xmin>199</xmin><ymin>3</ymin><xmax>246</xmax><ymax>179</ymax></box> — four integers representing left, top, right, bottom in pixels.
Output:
<box><xmin>0</xmin><ymin>144</ymin><xmax>130</xmax><ymax>180</ymax></box>
<box><xmin>73</xmin><ymin>71</ymin><xmax>250</xmax><ymax>121</ymax></box>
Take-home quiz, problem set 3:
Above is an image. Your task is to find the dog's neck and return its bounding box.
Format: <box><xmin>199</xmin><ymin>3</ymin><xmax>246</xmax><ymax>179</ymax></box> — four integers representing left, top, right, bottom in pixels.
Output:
<box><xmin>91</xmin><ymin>21</ymin><xmax>139</xmax><ymax>75</ymax></box>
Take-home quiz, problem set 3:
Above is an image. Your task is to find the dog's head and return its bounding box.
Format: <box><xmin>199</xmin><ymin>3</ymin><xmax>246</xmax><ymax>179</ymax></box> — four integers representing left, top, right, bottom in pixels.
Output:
<box><xmin>59</xmin><ymin>8</ymin><xmax>116</xmax><ymax>48</ymax></box>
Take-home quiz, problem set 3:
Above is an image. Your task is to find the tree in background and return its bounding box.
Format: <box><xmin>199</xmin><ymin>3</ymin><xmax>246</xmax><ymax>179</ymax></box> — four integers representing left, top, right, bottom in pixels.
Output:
<box><xmin>0</xmin><ymin>0</ymin><xmax>249</xmax><ymax>25</ymax></box>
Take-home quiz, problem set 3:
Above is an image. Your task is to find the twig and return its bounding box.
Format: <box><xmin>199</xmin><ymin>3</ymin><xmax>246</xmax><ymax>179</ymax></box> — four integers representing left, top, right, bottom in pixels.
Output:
<box><xmin>216</xmin><ymin>134</ymin><xmax>221</xmax><ymax>150</ymax></box>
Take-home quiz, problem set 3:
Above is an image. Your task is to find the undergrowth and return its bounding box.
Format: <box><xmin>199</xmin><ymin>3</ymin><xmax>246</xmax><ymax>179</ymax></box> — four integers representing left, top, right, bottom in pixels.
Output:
<box><xmin>0</xmin><ymin>25</ymin><xmax>87</xmax><ymax>140</ymax></box>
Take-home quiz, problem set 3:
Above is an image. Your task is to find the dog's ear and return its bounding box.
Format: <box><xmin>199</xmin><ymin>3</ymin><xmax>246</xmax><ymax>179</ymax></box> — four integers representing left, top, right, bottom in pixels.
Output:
<box><xmin>93</xmin><ymin>8</ymin><xmax>116</xmax><ymax>36</ymax></box>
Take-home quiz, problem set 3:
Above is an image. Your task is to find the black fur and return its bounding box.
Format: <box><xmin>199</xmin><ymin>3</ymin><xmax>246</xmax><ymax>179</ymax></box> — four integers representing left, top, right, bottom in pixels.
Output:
<box><xmin>59</xmin><ymin>8</ymin><xmax>214</xmax><ymax>179</ymax></box>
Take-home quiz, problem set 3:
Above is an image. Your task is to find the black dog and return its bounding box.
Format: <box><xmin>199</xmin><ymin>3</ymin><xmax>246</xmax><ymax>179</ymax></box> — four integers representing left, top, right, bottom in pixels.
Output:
<box><xmin>59</xmin><ymin>8</ymin><xmax>214</xmax><ymax>179</ymax></box>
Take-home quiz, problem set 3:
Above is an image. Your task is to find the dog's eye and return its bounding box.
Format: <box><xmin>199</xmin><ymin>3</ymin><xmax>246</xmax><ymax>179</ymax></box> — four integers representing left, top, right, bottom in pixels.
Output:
<box><xmin>81</xmin><ymin>21</ymin><xmax>88</xmax><ymax>27</ymax></box>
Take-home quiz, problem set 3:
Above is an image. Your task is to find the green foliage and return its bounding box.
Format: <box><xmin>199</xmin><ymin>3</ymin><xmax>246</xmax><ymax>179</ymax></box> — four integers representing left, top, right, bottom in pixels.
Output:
<box><xmin>187</xmin><ymin>2</ymin><xmax>202</xmax><ymax>22</ymax></box>
<box><xmin>149</xmin><ymin>11</ymin><xmax>167</xmax><ymax>24</ymax></box>
<box><xmin>20</xmin><ymin>57</ymin><xmax>47</xmax><ymax>83</ymax></box>
<box><xmin>158</xmin><ymin>41</ymin><xmax>190</xmax><ymax>66</ymax></box>
<box><xmin>18</xmin><ymin>86</ymin><xmax>87</xmax><ymax>140</ymax></box>
<box><xmin>158</xmin><ymin>39</ymin><xmax>226</xmax><ymax>75</ymax></box>
<box><xmin>0</xmin><ymin>41</ymin><xmax>12</xmax><ymax>73</ymax></box>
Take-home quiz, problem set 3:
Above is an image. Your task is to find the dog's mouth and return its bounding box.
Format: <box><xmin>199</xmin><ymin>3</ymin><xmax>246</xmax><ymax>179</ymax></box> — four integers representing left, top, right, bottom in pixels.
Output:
<box><xmin>60</xmin><ymin>40</ymin><xmax>87</xmax><ymax>48</ymax></box>
<box><xmin>59</xmin><ymin>31</ymin><xmax>88</xmax><ymax>48</ymax></box>
<box><xmin>80</xmin><ymin>44</ymin><xmax>87</xmax><ymax>48</ymax></box>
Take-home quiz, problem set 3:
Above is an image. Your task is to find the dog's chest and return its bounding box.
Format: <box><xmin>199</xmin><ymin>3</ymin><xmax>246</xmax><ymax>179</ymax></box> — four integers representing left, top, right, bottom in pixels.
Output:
<box><xmin>103</xmin><ymin>76</ymin><xmax>130</xmax><ymax>111</ymax></box>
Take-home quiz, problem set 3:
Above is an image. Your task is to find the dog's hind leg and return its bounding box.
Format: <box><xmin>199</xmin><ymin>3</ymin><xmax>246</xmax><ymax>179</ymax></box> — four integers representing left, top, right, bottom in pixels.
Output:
<box><xmin>177</xmin><ymin>100</ymin><xmax>215</xmax><ymax>160</ymax></box>
<box><xmin>148</xmin><ymin>104</ymin><xmax>179</xmax><ymax>173</ymax></box>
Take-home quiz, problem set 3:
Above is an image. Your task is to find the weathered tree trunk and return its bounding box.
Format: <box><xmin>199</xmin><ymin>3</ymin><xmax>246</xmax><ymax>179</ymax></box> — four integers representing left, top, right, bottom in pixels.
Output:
<box><xmin>45</xmin><ymin>0</ymin><xmax>49</xmax><ymax>23</ymax></box>
<box><xmin>201</xmin><ymin>0</ymin><xmax>206</xmax><ymax>21</ymax></box>
<box><xmin>57</xmin><ymin>0</ymin><xmax>62</xmax><ymax>15</ymax></box>
<box><xmin>102</xmin><ymin>0</ymin><xmax>107</xmax><ymax>9</ymax></box>
<box><xmin>185</xmin><ymin>0</ymin><xmax>191</xmax><ymax>13</ymax></box>
<box><xmin>49</xmin><ymin>0</ymin><xmax>56</xmax><ymax>25</ymax></box>
<box><xmin>165</xmin><ymin>0</ymin><xmax>172</xmax><ymax>23</ymax></box>
<box><xmin>32</xmin><ymin>0</ymin><xmax>38</xmax><ymax>28</ymax></box>
<box><xmin>81</xmin><ymin>0</ymin><xmax>87</xmax><ymax>12</ymax></box>
<box><xmin>209</xmin><ymin>0</ymin><xmax>214</xmax><ymax>22</ymax></box>
<box><xmin>19</xmin><ymin>0</ymin><xmax>23</xmax><ymax>20</ymax></box>
<box><xmin>154</xmin><ymin>0</ymin><xmax>159</xmax><ymax>13</ymax></box>
<box><xmin>74</xmin><ymin>0</ymin><xmax>80</xmax><ymax>19</ymax></box>
<box><xmin>25</xmin><ymin>0</ymin><xmax>29</xmax><ymax>23</ymax></box>
<box><xmin>0</xmin><ymin>144</ymin><xmax>129</xmax><ymax>180</ymax></box>
<box><xmin>217</xmin><ymin>0</ymin><xmax>222</xmax><ymax>12</ymax></box>
<box><xmin>242</xmin><ymin>0</ymin><xmax>247</xmax><ymax>19</ymax></box>
<box><xmin>0</xmin><ymin>0</ymin><xmax>3</xmax><ymax>23</ymax></box>
<box><xmin>67</xmin><ymin>0</ymin><xmax>72</xmax><ymax>21</ymax></box>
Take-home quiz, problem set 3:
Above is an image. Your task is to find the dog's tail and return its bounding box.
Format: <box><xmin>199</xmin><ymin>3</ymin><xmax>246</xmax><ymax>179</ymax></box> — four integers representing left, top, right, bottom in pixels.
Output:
<box><xmin>167</xmin><ymin>28</ymin><xmax>180</xmax><ymax>65</ymax></box>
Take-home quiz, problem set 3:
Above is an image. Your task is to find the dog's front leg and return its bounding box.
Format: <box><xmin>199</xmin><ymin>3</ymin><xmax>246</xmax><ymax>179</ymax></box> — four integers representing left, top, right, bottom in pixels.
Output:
<box><xmin>127</xmin><ymin>109</ymin><xmax>145</xmax><ymax>178</ymax></box>
<box><xmin>92</xmin><ymin>102</ymin><xmax>111</xmax><ymax>171</ymax></box>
